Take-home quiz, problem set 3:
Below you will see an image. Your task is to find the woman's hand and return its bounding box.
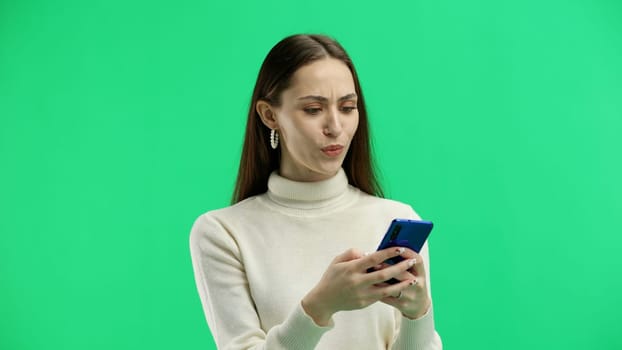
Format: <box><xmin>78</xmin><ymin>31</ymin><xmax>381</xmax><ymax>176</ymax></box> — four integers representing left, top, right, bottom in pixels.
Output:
<box><xmin>376</xmin><ymin>248</ymin><xmax>431</xmax><ymax>320</ymax></box>
<box><xmin>301</xmin><ymin>247</ymin><xmax>417</xmax><ymax>326</ymax></box>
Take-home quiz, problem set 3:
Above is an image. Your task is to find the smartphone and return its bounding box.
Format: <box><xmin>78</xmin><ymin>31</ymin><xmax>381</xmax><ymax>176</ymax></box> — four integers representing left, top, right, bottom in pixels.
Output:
<box><xmin>369</xmin><ymin>219</ymin><xmax>434</xmax><ymax>284</ymax></box>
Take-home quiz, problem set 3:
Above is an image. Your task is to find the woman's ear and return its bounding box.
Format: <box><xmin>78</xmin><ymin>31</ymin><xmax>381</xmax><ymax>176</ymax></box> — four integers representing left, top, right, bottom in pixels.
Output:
<box><xmin>256</xmin><ymin>100</ymin><xmax>279</xmax><ymax>130</ymax></box>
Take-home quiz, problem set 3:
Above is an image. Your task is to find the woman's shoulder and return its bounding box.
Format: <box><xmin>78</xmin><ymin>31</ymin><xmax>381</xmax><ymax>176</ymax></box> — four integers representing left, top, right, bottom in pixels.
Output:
<box><xmin>195</xmin><ymin>194</ymin><xmax>266</xmax><ymax>223</ymax></box>
<box><xmin>189</xmin><ymin>194</ymin><xmax>268</xmax><ymax>245</ymax></box>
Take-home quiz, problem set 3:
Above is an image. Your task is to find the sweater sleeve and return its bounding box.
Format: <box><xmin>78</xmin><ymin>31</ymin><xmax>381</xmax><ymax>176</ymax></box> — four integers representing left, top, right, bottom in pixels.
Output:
<box><xmin>189</xmin><ymin>213</ymin><xmax>333</xmax><ymax>350</ymax></box>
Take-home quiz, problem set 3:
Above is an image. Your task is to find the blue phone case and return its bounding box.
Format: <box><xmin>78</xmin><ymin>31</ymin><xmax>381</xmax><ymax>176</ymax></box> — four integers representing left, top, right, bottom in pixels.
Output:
<box><xmin>371</xmin><ymin>219</ymin><xmax>434</xmax><ymax>284</ymax></box>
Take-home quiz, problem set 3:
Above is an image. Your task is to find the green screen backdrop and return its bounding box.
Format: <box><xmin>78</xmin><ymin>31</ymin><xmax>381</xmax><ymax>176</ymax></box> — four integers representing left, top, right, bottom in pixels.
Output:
<box><xmin>1</xmin><ymin>0</ymin><xmax>621</xmax><ymax>349</ymax></box>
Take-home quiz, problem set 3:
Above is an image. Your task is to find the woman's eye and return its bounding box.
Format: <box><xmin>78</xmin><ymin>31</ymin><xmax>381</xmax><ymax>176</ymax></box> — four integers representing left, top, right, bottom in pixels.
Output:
<box><xmin>304</xmin><ymin>108</ymin><xmax>322</xmax><ymax>115</ymax></box>
<box><xmin>341</xmin><ymin>106</ymin><xmax>357</xmax><ymax>113</ymax></box>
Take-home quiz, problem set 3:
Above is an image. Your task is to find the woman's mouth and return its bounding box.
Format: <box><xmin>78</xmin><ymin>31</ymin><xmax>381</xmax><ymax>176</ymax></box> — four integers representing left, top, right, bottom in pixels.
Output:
<box><xmin>321</xmin><ymin>145</ymin><xmax>344</xmax><ymax>157</ymax></box>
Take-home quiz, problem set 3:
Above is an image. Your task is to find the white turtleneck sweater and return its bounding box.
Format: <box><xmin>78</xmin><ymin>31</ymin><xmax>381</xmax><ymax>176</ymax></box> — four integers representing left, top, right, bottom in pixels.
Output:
<box><xmin>189</xmin><ymin>169</ymin><xmax>442</xmax><ymax>349</ymax></box>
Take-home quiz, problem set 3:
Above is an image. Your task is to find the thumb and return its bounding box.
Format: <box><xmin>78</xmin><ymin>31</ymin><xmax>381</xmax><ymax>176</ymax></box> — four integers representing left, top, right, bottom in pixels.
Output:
<box><xmin>332</xmin><ymin>248</ymin><xmax>364</xmax><ymax>263</ymax></box>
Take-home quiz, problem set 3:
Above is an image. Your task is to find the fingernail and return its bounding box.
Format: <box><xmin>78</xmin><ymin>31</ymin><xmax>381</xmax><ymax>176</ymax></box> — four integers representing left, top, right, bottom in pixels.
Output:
<box><xmin>395</xmin><ymin>247</ymin><xmax>405</xmax><ymax>255</ymax></box>
<box><xmin>364</xmin><ymin>252</ymin><xmax>371</xmax><ymax>256</ymax></box>
<box><xmin>408</xmin><ymin>258</ymin><xmax>416</xmax><ymax>267</ymax></box>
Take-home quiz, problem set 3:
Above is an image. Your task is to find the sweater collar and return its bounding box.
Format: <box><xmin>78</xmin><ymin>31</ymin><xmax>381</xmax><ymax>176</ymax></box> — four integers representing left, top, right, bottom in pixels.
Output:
<box><xmin>267</xmin><ymin>168</ymin><xmax>349</xmax><ymax>204</ymax></box>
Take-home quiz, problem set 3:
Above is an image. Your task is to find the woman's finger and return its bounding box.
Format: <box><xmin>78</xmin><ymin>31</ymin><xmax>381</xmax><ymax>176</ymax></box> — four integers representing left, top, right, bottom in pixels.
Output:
<box><xmin>364</xmin><ymin>257</ymin><xmax>417</xmax><ymax>285</ymax></box>
<box><xmin>353</xmin><ymin>247</ymin><xmax>405</xmax><ymax>271</ymax></box>
<box><xmin>409</xmin><ymin>252</ymin><xmax>427</xmax><ymax>279</ymax></box>
<box><xmin>372</xmin><ymin>277</ymin><xmax>414</xmax><ymax>300</ymax></box>
<box><xmin>332</xmin><ymin>248</ymin><xmax>365</xmax><ymax>263</ymax></box>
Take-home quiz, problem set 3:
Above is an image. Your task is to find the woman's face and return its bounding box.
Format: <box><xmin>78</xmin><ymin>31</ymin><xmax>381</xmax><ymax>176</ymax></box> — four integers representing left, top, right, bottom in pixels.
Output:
<box><xmin>267</xmin><ymin>58</ymin><xmax>359</xmax><ymax>182</ymax></box>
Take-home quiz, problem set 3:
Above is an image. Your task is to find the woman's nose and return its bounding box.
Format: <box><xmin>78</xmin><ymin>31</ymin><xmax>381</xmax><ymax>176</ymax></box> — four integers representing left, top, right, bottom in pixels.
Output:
<box><xmin>323</xmin><ymin>108</ymin><xmax>343</xmax><ymax>137</ymax></box>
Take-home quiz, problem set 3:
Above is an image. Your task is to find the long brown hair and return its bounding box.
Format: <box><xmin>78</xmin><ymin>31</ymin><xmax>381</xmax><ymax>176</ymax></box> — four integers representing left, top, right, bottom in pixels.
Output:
<box><xmin>232</xmin><ymin>34</ymin><xmax>383</xmax><ymax>203</ymax></box>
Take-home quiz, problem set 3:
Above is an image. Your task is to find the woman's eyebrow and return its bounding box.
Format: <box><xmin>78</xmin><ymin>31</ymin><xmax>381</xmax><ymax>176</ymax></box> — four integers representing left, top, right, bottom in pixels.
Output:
<box><xmin>297</xmin><ymin>93</ymin><xmax>358</xmax><ymax>102</ymax></box>
<box><xmin>338</xmin><ymin>93</ymin><xmax>357</xmax><ymax>101</ymax></box>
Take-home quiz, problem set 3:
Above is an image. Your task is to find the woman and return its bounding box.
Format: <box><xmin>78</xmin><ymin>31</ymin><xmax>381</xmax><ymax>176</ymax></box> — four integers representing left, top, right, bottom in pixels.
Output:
<box><xmin>190</xmin><ymin>34</ymin><xmax>442</xmax><ymax>349</ymax></box>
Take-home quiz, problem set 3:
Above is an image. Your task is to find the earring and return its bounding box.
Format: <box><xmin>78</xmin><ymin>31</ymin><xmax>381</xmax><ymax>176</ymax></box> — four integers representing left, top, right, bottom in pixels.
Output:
<box><xmin>270</xmin><ymin>129</ymin><xmax>279</xmax><ymax>149</ymax></box>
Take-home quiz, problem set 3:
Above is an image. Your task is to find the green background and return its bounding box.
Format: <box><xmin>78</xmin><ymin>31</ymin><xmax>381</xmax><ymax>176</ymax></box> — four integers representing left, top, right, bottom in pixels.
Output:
<box><xmin>1</xmin><ymin>0</ymin><xmax>621</xmax><ymax>349</ymax></box>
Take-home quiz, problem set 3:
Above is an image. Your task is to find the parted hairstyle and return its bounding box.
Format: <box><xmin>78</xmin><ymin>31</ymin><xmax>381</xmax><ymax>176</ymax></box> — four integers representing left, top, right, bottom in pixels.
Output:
<box><xmin>232</xmin><ymin>34</ymin><xmax>383</xmax><ymax>203</ymax></box>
